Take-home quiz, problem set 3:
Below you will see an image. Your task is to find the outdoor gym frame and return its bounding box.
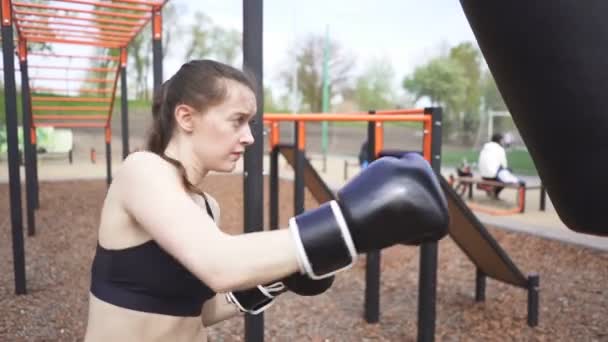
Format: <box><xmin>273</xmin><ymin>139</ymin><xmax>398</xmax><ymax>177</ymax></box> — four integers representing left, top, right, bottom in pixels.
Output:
<box><xmin>263</xmin><ymin>108</ymin><xmax>443</xmax><ymax>342</ymax></box>
<box><xmin>2</xmin><ymin>0</ymin><xmax>166</xmax><ymax>296</ymax></box>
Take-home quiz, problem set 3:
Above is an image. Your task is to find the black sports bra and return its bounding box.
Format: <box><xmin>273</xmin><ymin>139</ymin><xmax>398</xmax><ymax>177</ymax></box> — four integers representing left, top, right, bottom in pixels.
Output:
<box><xmin>90</xmin><ymin>193</ymin><xmax>216</xmax><ymax>317</ymax></box>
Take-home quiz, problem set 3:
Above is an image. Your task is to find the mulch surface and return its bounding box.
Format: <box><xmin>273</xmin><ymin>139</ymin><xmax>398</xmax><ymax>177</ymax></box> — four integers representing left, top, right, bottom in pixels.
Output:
<box><xmin>0</xmin><ymin>175</ymin><xmax>607</xmax><ymax>341</ymax></box>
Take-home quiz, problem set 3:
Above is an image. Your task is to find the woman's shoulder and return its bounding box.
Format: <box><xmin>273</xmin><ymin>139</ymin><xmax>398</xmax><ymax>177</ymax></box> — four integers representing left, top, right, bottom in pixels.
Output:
<box><xmin>116</xmin><ymin>151</ymin><xmax>180</xmax><ymax>185</ymax></box>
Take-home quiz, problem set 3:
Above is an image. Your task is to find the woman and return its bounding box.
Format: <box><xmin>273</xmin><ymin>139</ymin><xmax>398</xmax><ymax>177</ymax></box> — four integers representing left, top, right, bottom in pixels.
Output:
<box><xmin>84</xmin><ymin>60</ymin><xmax>449</xmax><ymax>341</ymax></box>
<box><xmin>85</xmin><ymin>60</ymin><xmax>305</xmax><ymax>341</ymax></box>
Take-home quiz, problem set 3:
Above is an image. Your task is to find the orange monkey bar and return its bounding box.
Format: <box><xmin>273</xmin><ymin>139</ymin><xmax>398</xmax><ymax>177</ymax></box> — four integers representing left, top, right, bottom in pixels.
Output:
<box><xmin>32</xmin><ymin>97</ymin><xmax>112</xmax><ymax>103</ymax></box>
<box><xmin>32</xmin><ymin>106</ymin><xmax>109</xmax><ymax>111</ymax></box>
<box><xmin>264</xmin><ymin>113</ymin><xmax>430</xmax><ymax>122</ymax></box>
<box><xmin>264</xmin><ymin>110</ymin><xmax>433</xmax><ymax>162</ymax></box>
<box><xmin>30</xmin><ymin>87</ymin><xmax>114</xmax><ymax>94</ymax></box>
<box><xmin>28</xmin><ymin>52</ymin><xmax>120</xmax><ymax>61</ymax></box>
<box><xmin>33</xmin><ymin>115</ymin><xmax>108</xmax><ymax>120</ymax></box>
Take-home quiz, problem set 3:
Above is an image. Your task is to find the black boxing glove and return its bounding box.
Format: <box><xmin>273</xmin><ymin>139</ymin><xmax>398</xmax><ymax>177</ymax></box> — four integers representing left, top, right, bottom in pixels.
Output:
<box><xmin>289</xmin><ymin>153</ymin><xmax>449</xmax><ymax>279</ymax></box>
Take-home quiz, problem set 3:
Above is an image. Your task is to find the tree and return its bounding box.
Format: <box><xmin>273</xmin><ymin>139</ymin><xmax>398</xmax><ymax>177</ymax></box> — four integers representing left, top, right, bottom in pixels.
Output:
<box><xmin>353</xmin><ymin>57</ymin><xmax>396</xmax><ymax>111</ymax></box>
<box><xmin>481</xmin><ymin>71</ymin><xmax>507</xmax><ymax>111</ymax></box>
<box><xmin>403</xmin><ymin>56</ymin><xmax>467</xmax><ymax>110</ymax></box>
<box><xmin>184</xmin><ymin>11</ymin><xmax>214</xmax><ymax>61</ymax></box>
<box><xmin>279</xmin><ymin>34</ymin><xmax>355</xmax><ymax>113</ymax></box>
<box><xmin>449</xmin><ymin>42</ymin><xmax>483</xmax><ymax>144</ymax></box>
<box><xmin>210</xmin><ymin>27</ymin><xmax>241</xmax><ymax>66</ymax></box>
<box><xmin>128</xmin><ymin>29</ymin><xmax>151</xmax><ymax>100</ymax></box>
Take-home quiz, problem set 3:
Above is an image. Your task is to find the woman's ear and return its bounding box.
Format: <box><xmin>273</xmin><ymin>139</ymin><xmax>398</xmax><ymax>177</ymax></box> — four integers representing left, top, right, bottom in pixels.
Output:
<box><xmin>174</xmin><ymin>104</ymin><xmax>195</xmax><ymax>133</ymax></box>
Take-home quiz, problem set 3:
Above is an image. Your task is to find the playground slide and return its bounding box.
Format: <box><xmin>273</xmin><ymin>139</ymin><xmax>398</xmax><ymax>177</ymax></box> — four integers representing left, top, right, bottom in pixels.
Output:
<box><xmin>276</xmin><ymin>144</ymin><xmax>529</xmax><ymax>287</ymax></box>
<box><xmin>439</xmin><ymin>175</ymin><xmax>529</xmax><ymax>287</ymax></box>
<box><xmin>275</xmin><ymin>144</ymin><xmax>335</xmax><ymax>204</ymax></box>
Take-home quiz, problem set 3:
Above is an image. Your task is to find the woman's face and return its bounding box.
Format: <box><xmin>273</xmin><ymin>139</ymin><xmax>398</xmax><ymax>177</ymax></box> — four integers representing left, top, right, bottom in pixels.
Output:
<box><xmin>192</xmin><ymin>80</ymin><xmax>257</xmax><ymax>172</ymax></box>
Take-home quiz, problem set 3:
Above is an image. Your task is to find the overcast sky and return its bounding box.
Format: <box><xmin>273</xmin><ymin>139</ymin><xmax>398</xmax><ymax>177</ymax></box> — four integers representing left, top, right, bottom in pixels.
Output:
<box><xmin>167</xmin><ymin>0</ymin><xmax>479</xmax><ymax>94</ymax></box>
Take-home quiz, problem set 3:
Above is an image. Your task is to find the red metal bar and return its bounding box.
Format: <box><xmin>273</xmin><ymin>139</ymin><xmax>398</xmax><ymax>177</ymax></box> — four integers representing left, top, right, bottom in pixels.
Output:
<box><xmin>374</xmin><ymin>122</ymin><xmax>384</xmax><ymax>158</ymax></box>
<box><xmin>29</xmin><ymin>51</ymin><xmax>119</xmax><ymax>61</ymax></box>
<box><xmin>375</xmin><ymin>108</ymin><xmax>426</xmax><ymax>115</ymax></box>
<box><xmin>14</xmin><ymin>10</ymin><xmax>143</xmax><ymax>27</ymax></box>
<box><xmin>2</xmin><ymin>0</ymin><xmax>12</xmax><ymax>26</ymax></box>
<box><xmin>113</xmin><ymin>0</ymin><xmax>164</xmax><ymax>6</ymax></box>
<box><xmin>34</xmin><ymin>122</ymin><xmax>106</xmax><ymax>128</ymax></box>
<box><xmin>32</xmin><ymin>96</ymin><xmax>112</xmax><ymax>103</ymax></box>
<box><xmin>105</xmin><ymin>126</ymin><xmax>111</xmax><ymax>144</ymax></box>
<box><xmin>34</xmin><ymin>115</ymin><xmax>107</xmax><ymax>120</ymax></box>
<box><xmin>104</xmin><ymin>65</ymin><xmax>122</xmax><ymax>127</ymax></box>
<box><xmin>423</xmin><ymin>119</ymin><xmax>432</xmax><ymax>162</ymax></box>
<box><xmin>24</xmin><ymin>35</ymin><xmax>123</xmax><ymax>48</ymax></box>
<box><xmin>18</xmin><ymin>39</ymin><xmax>27</xmax><ymax>62</ymax></box>
<box><xmin>270</xmin><ymin>121</ymin><xmax>280</xmax><ymax>150</ymax></box>
<box><xmin>22</xmin><ymin>31</ymin><xmax>128</xmax><ymax>44</ymax></box>
<box><xmin>30</xmin><ymin>76</ymin><xmax>114</xmax><ymax>83</ymax></box>
<box><xmin>16</xmin><ymin>18</ymin><xmax>137</xmax><ymax>33</ymax></box>
<box><xmin>33</xmin><ymin>106</ymin><xmax>109</xmax><ymax>111</ymax></box>
<box><xmin>51</xmin><ymin>0</ymin><xmax>151</xmax><ymax>12</ymax></box>
<box><xmin>264</xmin><ymin>113</ymin><xmax>431</xmax><ymax>122</ymax></box>
<box><xmin>13</xmin><ymin>2</ymin><xmax>150</xmax><ymax>20</ymax></box>
<box><xmin>120</xmin><ymin>48</ymin><xmax>127</xmax><ymax>67</ymax></box>
<box><xmin>31</xmin><ymin>86</ymin><xmax>113</xmax><ymax>94</ymax></box>
<box><xmin>21</xmin><ymin>29</ymin><xmax>130</xmax><ymax>43</ymax></box>
<box><xmin>298</xmin><ymin>123</ymin><xmax>306</xmax><ymax>151</ymax></box>
<box><xmin>27</xmin><ymin>65</ymin><xmax>116</xmax><ymax>72</ymax></box>
<box><xmin>152</xmin><ymin>7</ymin><xmax>162</xmax><ymax>39</ymax></box>
<box><xmin>19</xmin><ymin>24</ymin><xmax>134</xmax><ymax>38</ymax></box>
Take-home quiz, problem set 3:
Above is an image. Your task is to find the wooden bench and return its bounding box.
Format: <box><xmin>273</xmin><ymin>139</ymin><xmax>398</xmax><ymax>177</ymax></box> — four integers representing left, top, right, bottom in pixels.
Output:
<box><xmin>448</xmin><ymin>175</ymin><xmax>547</xmax><ymax>214</ymax></box>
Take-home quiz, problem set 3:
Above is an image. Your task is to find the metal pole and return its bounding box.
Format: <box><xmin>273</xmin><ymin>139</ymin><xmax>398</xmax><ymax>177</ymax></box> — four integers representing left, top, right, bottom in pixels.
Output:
<box><xmin>294</xmin><ymin>122</ymin><xmax>304</xmax><ymax>214</ymax></box>
<box><xmin>2</xmin><ymin>0</ymin><xmax>27</xmax><ymax>294</ymax></box>
<box><xmin>19</xmin><ymin>42</ymin><xmax>36</xmax><ymax>236</ymax></box>
<box><xmin>270</xmin><ymin>146</ymin><xmax>279</xmax><ymax>230</ymax></box>
<box><xmin>364</xmin><ymin>110</ymin><xmax>380</xmax><ymax>323</ymax></box>
<box><xmin>417</xmin><ymin>107</ymin><xmax>442</xmax><ymax>342</ymax></box>
<box><xmin>152</xmin><ymin>7</ymin><xmax>163</xmax><ymax>96</ymax></box>
<box><xmin>243</xmin><ymin>1</ymin><xmax>265</xmax><ymax>340</ymax></box>
<box><xmin>105</xmin><ymin>127</ymin><xmax>112</xmax><ymax>186</ymax></box>
<box><xmin>120</xmin><ymin>48</ymin><xmax>130</xmax><ymax>159</ymax></box>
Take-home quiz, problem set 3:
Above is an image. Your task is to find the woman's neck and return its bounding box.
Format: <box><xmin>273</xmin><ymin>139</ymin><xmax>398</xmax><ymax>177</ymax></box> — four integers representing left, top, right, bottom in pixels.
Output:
<box><xmin>164</xmin><ymin>140</ymin><xmax>208</xmax><ymax>189</ymax></box>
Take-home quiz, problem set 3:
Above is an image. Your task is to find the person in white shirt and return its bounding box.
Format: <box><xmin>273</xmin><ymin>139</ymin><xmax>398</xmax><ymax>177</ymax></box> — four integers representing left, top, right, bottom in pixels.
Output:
<box><xmin>478</xmin><ymin>133</ymin><xmax>524</xmax><ymax>198</ymax></box>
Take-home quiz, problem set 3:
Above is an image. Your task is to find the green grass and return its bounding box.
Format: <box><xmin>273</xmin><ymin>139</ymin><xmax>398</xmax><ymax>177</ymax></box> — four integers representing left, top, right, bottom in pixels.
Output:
<box><xmin>442</xmin><ymin>148</ymin><xmax>538</xmax><ymax>176</ymax></box>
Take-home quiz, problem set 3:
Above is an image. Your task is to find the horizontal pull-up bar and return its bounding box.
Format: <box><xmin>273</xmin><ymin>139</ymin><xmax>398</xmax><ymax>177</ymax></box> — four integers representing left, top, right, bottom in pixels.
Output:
<box><xmin>21</xmin><ymin>29</ymin><xmax>130</xmax><ymax>43</ymax></box>
<box><xmin>13</xmin><ymin>2</ymin><xmax>151</xmax><ymax>20</ymax></box>
<box><xmin>27</xmin><ymin>65</ymin><xmax>117</xmax><ymax>72</ymax></box>
<box><xmin>33</xmin><ymin>115</ymin><xmax>107</xmax><ymax>120</ymax></box>
<box><xmin>33</xmin><ymin>105</ymin><xmax>109</xmax><ymax>111</ymax></box>
<box><xmin>34</xmin><ymin>122</ymin><xmax>107</xmax><ymax>128</ymax></box>
<box><xmin>14</xmin><ymin>9</ymin><xmax>144</xmax><ymax>27</ymax></box>
<box><xmin>19</xmin><ymin>24</ymin><xmax>134</xmax><ymax>38</ymax></box>
<box><xmin>263</xmin><ymin>113</ymin><xmax>430</xmax><ymax>122</ymax></box>
<box><xmin>32</xmin><ymin>97</ymin><xmax>112</xmax><ymax>103</ymax></box>
<box><xmin>111</xmin><ymin>0</ymin><xmax>164</xmax><ymax>6</ymax></box>
<box><xmin>28</xmin><ymin>52</ymin><xmax>120</xmax><ymax>61</ymax></box>
<box><xmin>24</xmin><ymin>36</ymin><xmax>123</xmax><ymax>48</ymax></box>
<box><xmin>30</xmin><ymin>86</ymin><xmax>113</xmax><ymax>94</ymax></box>
<box><xmin>16</xmin><ymin>18</ymin><xmax>137</xmax><ymax>33</ymax></box>
<box><xmin>51</xmin><ymin>0</ymin><xmax>153</xmax><ymax>12</ymax></box>
<box><xmin>31</xmin><ymin>76</ymin><xmax>114</xmax><ymax>83</ymax></box>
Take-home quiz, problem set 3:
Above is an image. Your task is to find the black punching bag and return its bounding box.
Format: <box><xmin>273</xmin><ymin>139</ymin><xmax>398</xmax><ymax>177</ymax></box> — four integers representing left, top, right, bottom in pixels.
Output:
<box><xmin>460</xmin><ymin>1</ymin><xmax>608</xmax><ymax>236</ymax></box>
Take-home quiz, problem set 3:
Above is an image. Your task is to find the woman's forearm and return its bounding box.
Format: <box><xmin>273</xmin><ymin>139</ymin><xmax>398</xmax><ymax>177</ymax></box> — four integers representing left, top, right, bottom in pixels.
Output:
<box><xmin>201</xmin><ymin>294</ymin><xmax>241</xmax><ymax>327</ymax></box>
<box><xmin>198</xmin><ymin>228</ymin><xmax>301</xmax><ymax>293</ymax></box>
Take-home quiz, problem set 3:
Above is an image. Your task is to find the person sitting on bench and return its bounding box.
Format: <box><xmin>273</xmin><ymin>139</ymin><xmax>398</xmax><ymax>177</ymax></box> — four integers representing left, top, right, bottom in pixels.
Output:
<box><xmin>478</xmin><ymin>133</ymin><xmax>525</xmax><ymax>199</ymax></box>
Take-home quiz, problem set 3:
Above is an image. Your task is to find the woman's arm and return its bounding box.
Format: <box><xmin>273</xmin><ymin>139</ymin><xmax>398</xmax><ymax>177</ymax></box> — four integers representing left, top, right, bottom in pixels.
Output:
<box><xmin>117</xmin><ymin>152</ymin><xmax>301</xmax><ymax>293</ymax></box>
<box><xmin>200</xmin><ymin>294</ymin><xmax>241</xmax><ymax>327</ymax></box>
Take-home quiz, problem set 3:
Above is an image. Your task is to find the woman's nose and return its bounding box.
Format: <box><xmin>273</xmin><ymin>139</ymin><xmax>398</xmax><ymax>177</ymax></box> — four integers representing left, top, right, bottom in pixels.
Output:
<box><xmin>241</xmin><ymin>124</ymin><xmax>255</xmax><ymax>146</ymax></box>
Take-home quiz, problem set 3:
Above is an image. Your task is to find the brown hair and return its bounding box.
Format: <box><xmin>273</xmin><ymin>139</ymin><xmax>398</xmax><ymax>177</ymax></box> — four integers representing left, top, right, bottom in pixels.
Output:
<box><xmin>146</xmin><ymin>60</ymin><xmax>256</xmax><ymax>195</ymax></box>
